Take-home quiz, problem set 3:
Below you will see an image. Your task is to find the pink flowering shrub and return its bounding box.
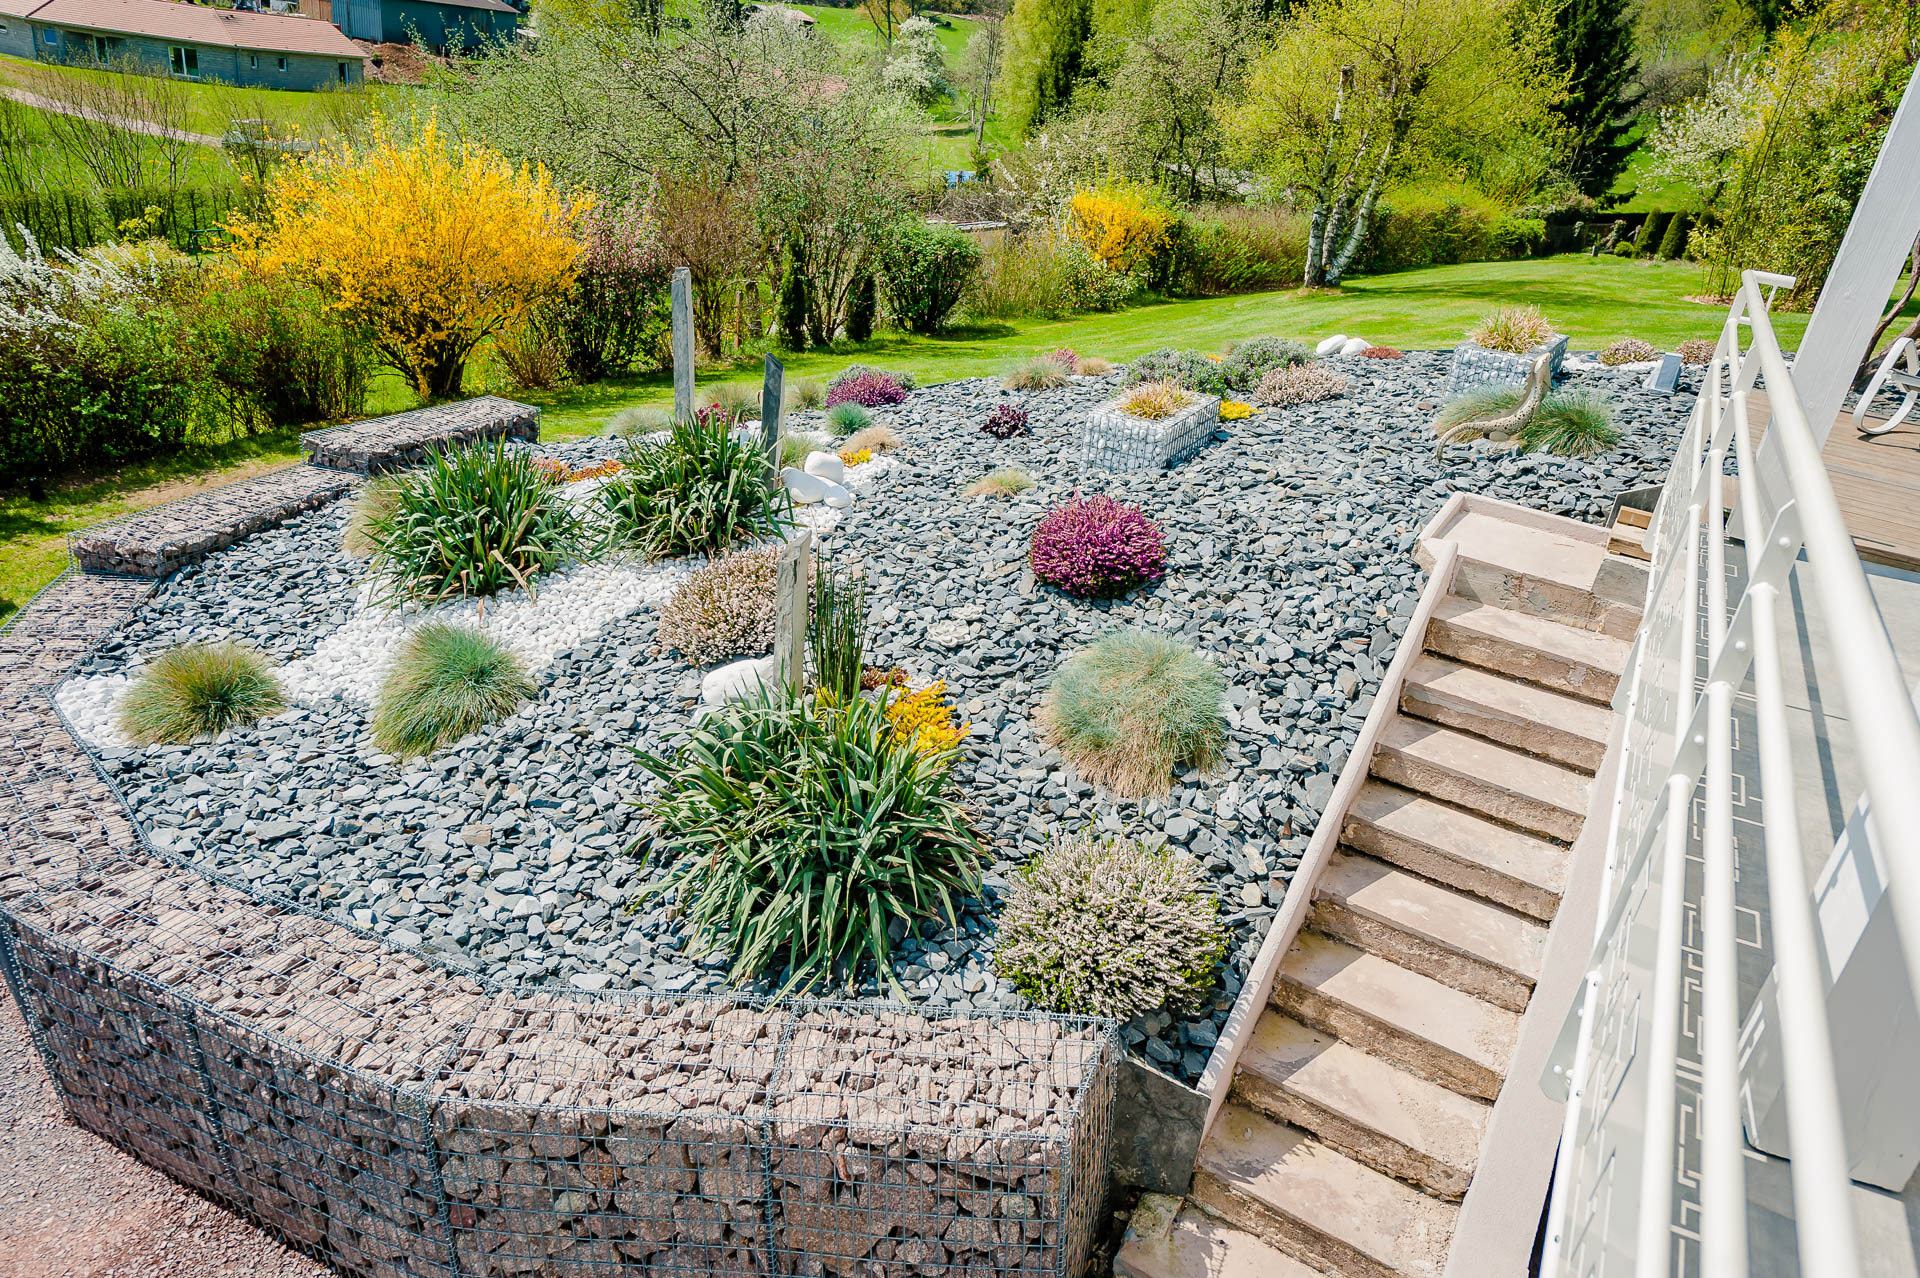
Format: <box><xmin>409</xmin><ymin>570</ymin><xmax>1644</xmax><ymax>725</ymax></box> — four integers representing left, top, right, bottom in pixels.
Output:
<box><xmin>1031</xmin><ymin>496</ymin><xmax>1166</xmax><ymax>598</ymax></box>
<box><xmin>558</xmin><ymin>199</ymin><xmax>671</xmax><ymax>381</ymax></box>
<box><xmin>825</xmin><ymin>371</ymin><xmax>909</xmax><ymax>408</ymax></box>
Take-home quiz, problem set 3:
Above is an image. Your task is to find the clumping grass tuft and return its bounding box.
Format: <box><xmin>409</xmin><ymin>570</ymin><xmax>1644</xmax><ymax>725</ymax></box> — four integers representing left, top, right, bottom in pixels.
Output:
<box><xmin>785</xmin><ymin>377</ymin><xmax>827</xmax><ymax>410</ymax></box>
<box><xmin>1038</xmin><ymin>628</ymin><xmax>1227</xmax><ymax>797</ymax></box>
<box><xmin>610</xmin><ymin>405</ymin><xmax>672</xmax><ymax>437</ymax></box>
<box><xmin>1600</xmin><ymin>337</ymin><xmax>1659</xmax><ymax>366</ymax></box>
<box><xmin>809</xmin><ymin>554</ymin><xmax>868</xmax><ymax>702</ymax></box>
<box><xmin>118</xmin><ymin>642</ymin><xmax>285</xmax><ymax>745</ymax></box>
<box><xmin>825</xmin><ymin>401</ymin><xmax>872</xmax><ymax>433</ymax></box>
<box><xmin>1118</xmin><ymin>379</ymin><xmax>1191</xmax><ymax>420</ymax></box>
<box><xmin>1075</xmin><ymin>355</ymin><xmax>1115</xmax><ymax>375</ymax></box>
<box><xmin>842</xmin><ymin>424</ymin><xmax>901</xmax><ymax>454</ymax></box>
<box><xmin>371</xmin><ymin>623</ymin><xmax>534</xmax><ymax>757</ymax></box>
<box><xmin>658</xmin><ymin>545</ymin><xmax>779</xmax><ymax>666</ymax></box>
<box><xmin>1522</xmin><ymin>389</ymin><xmax>1621</xmax><ymax>457</ymax></box>
<box><xmin>699</xmin><ymin>383</ymin><xmax>761</xmax><ymax>420</ymax></box>
<box><xmin>1435</xmin><ymin>384</ymin><xmax>1525</xmax><ymax>430</ymax></box>
<box><xmin>994</xmin><ymin>831</ymin><xmax>1227</xmax><ymax>1019</ymax></box>
<box><xmin>778</xmin><ymin>431</ymin><xmax>829</xmax><ymax>470</ymax></box>
<box><xmin>1002</xmin><ymin>355</ymin><xmax>1072</xmax><ymax>391</ymax></box>
<box><xmin>963</xmin><ymin>467</ymin><xmax>1035</xmax><ymax>497</ymax></box>
<box><xmin>343</xmin><ymin>475</ymin><xmax>400</xmax><ymax>558</ymax></box>
<box><xmin>1468</xmin><ymin>305</ymin><xmax>1556</xmax><ymax>354</ymax></box>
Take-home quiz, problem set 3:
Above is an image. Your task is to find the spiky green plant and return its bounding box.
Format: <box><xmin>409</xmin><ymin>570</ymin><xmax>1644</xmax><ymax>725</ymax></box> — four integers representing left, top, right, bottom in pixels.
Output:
<box><xmin>1521</xmin><ymin>389</ymin><xmax>1621</xmax><ymax>457</ymax></box>
<box><xmin>962</xmin><ymin>467</ymin><xmax>1035</xmax><ymax>498</ymax></box>
<box><xmin>1002</xmin><ymin>355</ymin><xmax>1071</xmax><ymax>391</ymax></box>
<box><xmin>362</xmin><ymin>441</ymin><xmax>587</xmax><ymax>604</ymax></box>
<box><xmin>1467</xmin><ymin>305</ymin><xmax>1556</xmax><ymax>354</ymax></box>
<box><xmin>610</xmin><ymin>405</ymin><xmax>672</xmax><ymax>437</ymax></box>
<box><xmin>995</xmin><ymin>831</ymin><xmax>1227</xmax><ymax>1019</ymax></box>
<box><xmin>632</xmin><ymin>681</ymin><xmax>983</xmax><ymax>995</ymax></box>
<box><xmin>118</xmin><ymin>643</ymin><xmax>284</xmax><ymax>745</ymax></box>
<box><xmin>370</xmin><ymin>623</ymin><xmax>534</xmax><ymax>757</ymax></box>
<box><xmin>825</xmin><ymin>401</ymin><xmax>872</xmax><ymax>433</ymax></box>
<box><xmin>1038</xmin><ymin>629</ymin><xmax>1227</xmax><ymax>797</ymax></box>
<box><xmin>808</xmin><ymin>553</ymin><xmax>867</xmax><ymax>702</ymax></box>
<box><xmin>1435</xmin><ymin>384</ymin><xmax>1526</xmax><ymax>430</ymax></box>
<box><xmin>601</xmin><ymin>413</ymin><xmax>793</xmax><ymax>559</ymax></box>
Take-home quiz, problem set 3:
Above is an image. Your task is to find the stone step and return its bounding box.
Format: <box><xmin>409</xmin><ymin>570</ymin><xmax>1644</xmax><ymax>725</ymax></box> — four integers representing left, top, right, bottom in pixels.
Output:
<box><xmin>1344</xmin><ymin>782</ymin><xmax>1569</xmax><ymax>922</ymax></box>
<box><xmin>1194</xmin><ymin>1102</ymin><xmax>1457</xmax><ymax>1278</ymax></box>
<box><xmin>1371</xmin><ymin>717</ymin><xmax>1590</xmax><ymax>843</ymax></box>
<box><xmin>1432</xmin><ymin>506</ymin><xmax>1645</xmax><ymax>639</ymax></box>
<box><xmin>1271</xmin><ymin>933</ymin><xmax>1520</xmax><ymax>1101</ymax></box>
<box><xmin>1426</xmin><ymin>595</ymin><xmax>1629</xmax><ymax>705</ymax></box>
<box><xmin>1401</xmin><ymin>654</ymin><xmax>1613</xmax><ymax>774</ymax></box>
<box><xmin>1312</xmin><ymin>851</ymin><xmax>1548</xmax><ymax>1012</ymax></box>
<box><xmin>1113</xmin><ymin>1197</ymin><xmax>1322</xmax><ymax>1278</ymax></box>
<box><xmin>1231</xmin><ymin>1013</ymin><xmax>1490</xmax><ymax>1200</ymax></box>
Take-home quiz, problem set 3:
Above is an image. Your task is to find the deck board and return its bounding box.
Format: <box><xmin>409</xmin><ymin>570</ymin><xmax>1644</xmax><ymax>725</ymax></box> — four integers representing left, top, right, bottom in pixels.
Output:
<box><xmin>1745</xmin><ymin>391</ymin><xmax>1920</xmax><ymax>573</ymax></box>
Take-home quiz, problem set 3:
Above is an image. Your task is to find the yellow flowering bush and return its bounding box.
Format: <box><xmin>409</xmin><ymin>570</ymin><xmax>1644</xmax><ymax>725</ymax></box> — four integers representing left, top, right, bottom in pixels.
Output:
<box><xmin>1067</xmin><ymin>181</ymin><xmax>1176</xmax><ymax>277</ymax></box>
<box><xmin>1219</xmin><ymin>400</ymin><xmax>1253</xmax><ymax>421</ymax></box>
<box><xmin>228</xmin><ymin>118</ymin><xmax>589</xmax><ymax>399</ymax></box>
<box><xmin>885</xmin><ymin>681</ymin><xmax>968</xmax><ymax>760</ymax></box>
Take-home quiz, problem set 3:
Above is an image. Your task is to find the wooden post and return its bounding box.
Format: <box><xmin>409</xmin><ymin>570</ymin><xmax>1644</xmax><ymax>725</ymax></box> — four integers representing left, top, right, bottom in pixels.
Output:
<box><xmin>760</xmin><ymin>353</ymin><xmax>785</xmax><ymax>460</ymax></box>
<box><xmin>671</xmin><ymin>266</ymin><xmax>694</xmax><ymax>424</ymax></box>
<box><xmin>773</xmin><ymin>530</ymin><xmax>810</xmax><ymax>691</ymax></box>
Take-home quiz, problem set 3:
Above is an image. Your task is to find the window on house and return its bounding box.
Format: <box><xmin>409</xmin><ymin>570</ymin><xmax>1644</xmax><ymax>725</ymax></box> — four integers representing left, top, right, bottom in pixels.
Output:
<box><xmin>93</xmin><ymin>34</ymin><xmax>108</xmax><ymax>60</ymax></box>
<box><xmin>276</xmin><ymin>55</ymin><xmax>287</xmax><ymax>70</ymax></box>
<box><xmin>43</xmin><ymin>28</ymin><xmax>58</xmax><ymax>44</ymax></box>
<box><xmin>169</xmin><ymin>45</ymin><xmax>198</xmax><ymax>77</ymax></box>
<box><xmin>249</xmin><ymin>53</ymin><xmax>257</xmax><ymax>69</ymax></box>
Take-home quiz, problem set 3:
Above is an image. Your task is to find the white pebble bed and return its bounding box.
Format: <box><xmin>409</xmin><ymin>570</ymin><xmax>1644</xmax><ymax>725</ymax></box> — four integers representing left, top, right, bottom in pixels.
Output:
<box><xmin>54</xmin><ymin>673</ymin><xmax>138</xmax><ymax>750</ymax></box>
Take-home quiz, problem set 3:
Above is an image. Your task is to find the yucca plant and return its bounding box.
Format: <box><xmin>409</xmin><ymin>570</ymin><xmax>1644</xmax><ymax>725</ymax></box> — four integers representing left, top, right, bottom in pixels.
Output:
<box><xmin>632</xmin><ymin>682</ymin><xmax>983</xmax><ymax>995</ymax></box>
<box><xmin>118</xmin><ymin>642</ymin><xmax>285</xmax><ymax>745</ymax></box>
<box><xmin>601</xmin><ymin>412</ymin><xmax>793</xmax><ymax>558</ymax></box>
<box><xmin>363</xmin><ymin>441</ymin><xmax>587</xmax><ymax>605</ymax></box>
<box><xmin>808</xmin><ymin>553</ymin><xmax>867</xmax><ymax>702</ymax></box>
<box><xmin>370</xmin><ymin>622</ymin><xmax>535</xmax><ymax>756</ymax></box>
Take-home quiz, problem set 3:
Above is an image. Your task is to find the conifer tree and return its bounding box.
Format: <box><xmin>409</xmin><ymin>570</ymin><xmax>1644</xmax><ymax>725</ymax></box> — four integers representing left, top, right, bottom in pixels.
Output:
<box><xmin>1548</xmin><ymin>0</ymin><xmax>1640</xmax><ymax>197</ymax></box>
<box><xmin>1001</xmin><ymin>0</ymin><xmax>1093</xmax><ymax>135</ymax></box>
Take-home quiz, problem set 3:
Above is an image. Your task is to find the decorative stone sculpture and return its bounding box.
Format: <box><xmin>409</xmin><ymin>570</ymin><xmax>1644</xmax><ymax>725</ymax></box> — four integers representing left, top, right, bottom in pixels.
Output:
<box><xmin>802</xmin><ymin>451</ymin><xmax>845</xmax><ymax>484</ymax></box>
<box><xmin>781</xmin><ymin>467</ymin><xmax>829</xmax><ymax>504</ymax></box>
<box><xmin>1434</xmin><ymin>354</ymin><xmax>1551</xmax><ymax>459</ymax></box>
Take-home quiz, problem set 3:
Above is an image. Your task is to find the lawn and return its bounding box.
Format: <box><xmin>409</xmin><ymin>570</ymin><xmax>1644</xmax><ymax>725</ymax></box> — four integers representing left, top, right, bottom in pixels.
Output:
<box><xmin>0</xmin><ymin>253</ymin><xmax>1786</xmax><ymax>623</ymax></box>
<box><xmin>1606</xmin><ymin>128</ymin><xmax>1703</xmax><ymax>214</ymax></box>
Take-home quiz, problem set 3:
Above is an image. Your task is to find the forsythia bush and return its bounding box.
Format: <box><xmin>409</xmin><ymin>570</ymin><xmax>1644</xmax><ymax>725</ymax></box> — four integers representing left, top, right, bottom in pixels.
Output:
<box><xmin>1068</xmin><ymin>181</ymin><xmax>1176</xmax><ymax>276</ymax></box>
<box><xmin>229</xmin><ymin>118</ymin><xmax>589</xmax><ymax>399</ymax></box>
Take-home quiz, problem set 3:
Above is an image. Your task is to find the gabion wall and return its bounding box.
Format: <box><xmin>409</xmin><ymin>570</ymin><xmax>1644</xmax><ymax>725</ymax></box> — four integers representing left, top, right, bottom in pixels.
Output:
<box><xmin>0</xmin><ymin>571</ymin><xmax>1119</xmax><ymax>1278</ymax></box>
<box><xmin>1077</xmin><ymin>395</ymin><xmax>1221</xmax><ymax>473</ymax></box>
<box><xmin>1446</xmin><ymin>334</ymin><xmax>1571</xmax><ymax>396</ymax></box>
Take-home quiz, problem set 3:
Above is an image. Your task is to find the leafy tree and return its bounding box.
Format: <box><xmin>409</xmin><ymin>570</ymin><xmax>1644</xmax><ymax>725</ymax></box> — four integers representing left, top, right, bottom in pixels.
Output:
<box><xmin>958</xmin><ymin>12</ymin><xmax>1007</xmax><ymax>147</ymax></box>
<box><xmin>1224</xmin><ymin>0</ymin><xmax>1563</xmax><ymax>286</ymax></box>
<box><xmin>881</xmin><ymin>221</ymin><xmax>981</xmax><ymax>332</ymax></box>
<box><xmin>1001</xmin><ymin>0</ymin><xmax>1094</xmax><ymax>134</ymax></box>
<box><xmin>229</xmin><ymin>119</ymin><xmax>586</xmax><ymax>399</ymax></box>
<box><xmin>846</xmin><ymin>271</ymin><xmax>878</xmax><ymax>342</ymax></box>
<box><xmin>883</xmin><ymin>16</ymin><xmax>952</xmax><ymax>105</ymax></box>
<box><xmin>1546</xmin><ymin>0</ymin><xmax>1640</xmax><ymax>197</ymax></box>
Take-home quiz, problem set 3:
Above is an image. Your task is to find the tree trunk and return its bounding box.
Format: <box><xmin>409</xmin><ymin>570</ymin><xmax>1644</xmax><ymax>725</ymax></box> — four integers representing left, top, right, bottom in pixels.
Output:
<box><xmin>425</xmin><ymin>348</ymin><xmax>465</xmax><ymax>400</ymax></box>
<box><xmin>1301</xmin><ymin>65</ymin><xmax>1352</xmax><ymax>288</ymax></box>
<box><xmin>1855</xmin><ymin>236</ymin><xmax>1920</xmax><ymax>386</ymax></box>
<box><xmin>1325</xmin><ymin>137</ymin><xmax>1394</xmax><ymax>286</ymax></box>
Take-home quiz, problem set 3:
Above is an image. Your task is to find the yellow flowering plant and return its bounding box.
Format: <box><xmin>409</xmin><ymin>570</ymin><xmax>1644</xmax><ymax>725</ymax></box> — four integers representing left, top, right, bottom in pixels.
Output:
<box><xmin>838</xmin><ymin>447</ymin><xmax>873</xmax><ymax>467</ymax></box>
<box><xmin>226</xmin><ymin>117</ymin><xmax>590</xmax><ymax>399</ymax></box>
<box><xmin>1067</xmin><ymin>180</ymin><xmax>1176</xmax><ymax>276</ymax></box>
<box><xmin>1219</xmin><ymin>400</ymin><xmax>1253</xmax><ymax>421</ymax></box>
<box><xmin>884</xmin><ymin>681</ymin><xmax>968</xmax><ymax>761</ymax></box>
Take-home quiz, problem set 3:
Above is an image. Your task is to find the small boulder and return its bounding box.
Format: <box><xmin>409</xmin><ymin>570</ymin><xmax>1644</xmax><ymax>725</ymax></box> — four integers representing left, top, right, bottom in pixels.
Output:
<box><xmin>701</xmin><ymin>655</ymin><xmax>777</xmax><ymax>704</ymax></box>
<box><xmin>781</xmin><ymin>467</ymin><xmax>829</xmax><ymax>505</ymax></box>
<box><xmin>803</xmin><ymin>451</ymin><xmax>846</xmax><ymax>484</ymax></box>
<box><xmin>1315</xmin><ymin>334</ymin><xmax>1348</xmax><ymax>357</ymax></box>
<box><xmin>819</xmin><ymin>480</ymin><xmax>854</xmax><ymax>509</ymax></box>
<box><xmin>1340</xmin><ymin>337</ymin><xmax>1371</xmax><ymax>356</ymax></box>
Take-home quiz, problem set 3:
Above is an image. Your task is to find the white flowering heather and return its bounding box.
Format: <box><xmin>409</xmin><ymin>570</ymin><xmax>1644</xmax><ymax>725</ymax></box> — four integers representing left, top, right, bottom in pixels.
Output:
<box><xmin>1257</xmin><ymin>363</ymin><xmax>1351</xmax><ymax>407</ymax></box>
<box><xmin>1600</xmin><ymin>337</ymin><xmax>1660</xmax><ymax>366</ymax></box>
<box><xmin>658</xmin><ymin>545</ymin><xmax>778</xmax><ymax>665</ymax></box>
<box><xmin>994</xmin><ymin>832</ymin><xmax>1227</xmax><ymax>1020</ymax></box>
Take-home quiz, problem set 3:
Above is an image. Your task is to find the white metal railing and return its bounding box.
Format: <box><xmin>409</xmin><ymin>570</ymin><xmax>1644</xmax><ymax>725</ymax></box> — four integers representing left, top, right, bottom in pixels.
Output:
<box><xmin>1539</xmin><ymin>272</ymin><xmax>1920</xmax><ymax>1277</ymax></box>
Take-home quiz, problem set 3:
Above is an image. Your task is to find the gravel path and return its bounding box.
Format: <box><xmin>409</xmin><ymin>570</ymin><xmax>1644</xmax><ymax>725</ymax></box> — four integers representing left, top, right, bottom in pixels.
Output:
<box><xmin>0</xmin><ymin>998</ymin><xmax>327</xmax><ymax>1278</ymax></box>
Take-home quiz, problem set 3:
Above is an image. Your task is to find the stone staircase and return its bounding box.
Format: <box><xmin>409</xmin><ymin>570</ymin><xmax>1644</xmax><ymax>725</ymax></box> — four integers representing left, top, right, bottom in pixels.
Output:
<box><xmin>1116</xmin><ymin>500</ymin><xmax>1641</xmax><ymax>1278</ymax></box>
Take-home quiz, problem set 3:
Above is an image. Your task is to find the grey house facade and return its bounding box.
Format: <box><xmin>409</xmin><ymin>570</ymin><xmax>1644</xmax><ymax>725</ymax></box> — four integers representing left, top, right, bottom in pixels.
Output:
<box><xmin>334</xmin><ymin>0</ymin><xmax>514</xmax><ymax>50</ymax></box>
<box><xmin>0</xmin><ymin>0</ymin><xmax>42</xmax><ymax>56</ymax></box>
<box><xmin>15</xmin><ymin>0</ymin><xmax>366</xmax><ymax>90</ymax></box>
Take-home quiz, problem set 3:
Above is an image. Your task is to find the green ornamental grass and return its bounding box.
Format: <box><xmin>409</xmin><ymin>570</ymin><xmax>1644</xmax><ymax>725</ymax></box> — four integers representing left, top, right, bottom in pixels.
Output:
<box><xmin>1002</xmin><ymin>354</ymin><xmax>1072</xmax><ymax>391</ymax></box>
<box><xmin>371</xmin><ymin>622</ymin><xmax>535</xmax><ymax>757</ymax></box>
<box><xmin>825</xmin><ymin>401</ymin><xmax>872</xmax><ymax>433</ymax></box>
<box><xmin>602</xmin><ymin>413</ymin><xmax>793</xmax><ymax>558</ymax></box>
<box><xmin>1039</xmin><ymin>628</ymin><xmax>1227</xmax><ymax>797</ymax></box>
<box><xmin>1435</xmin><ymin>384</ymin><xmax>1525</xmax><ymax>431</ymax></box>
<box><xmin>634</xmin><ymin>682</ymin><xmax>983</xmax><ymax>996</ymax></box>
<box><xmin>962</xmin><ymin>467</ymin><xmax>1035</xmax><ymax>498</ymax></box>
<box><xmin>1521</xmin><ymin>388</ymin><xmax>1621</xmax><ymax>457</ymax></box>
<box><xmin>117</xmin><ymin>642</ymin><xmax>285</xmax><ymax>745</ymax></box>
<box><xmin>808</xmin><ymin>554</ymin><xmax>868</xmax><ymax>702</ymax></box>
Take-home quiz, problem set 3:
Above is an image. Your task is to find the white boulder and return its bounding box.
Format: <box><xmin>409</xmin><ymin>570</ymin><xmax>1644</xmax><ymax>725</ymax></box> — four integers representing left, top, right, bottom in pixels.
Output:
<box><xmin>1340</xmin><ymin>337</ymin><xmax>1371</xmax><ymax>356</ymax></box>
<box><xmin>819</xmin><ymin>480</ymin><xmax>853</xmax><ymax>509</ymax></box>
<box><xmin>701</xmin><ymin>655</ymin><xmax>777</xmax><ymax>704</ymax></box>
<box><xmin>1315</xmin><ymin>334</ymin><xmax>1348</xmax><ymax>357</ymax></box>
<box><xmin>803</xmin><ymin>451</ymin><xmax>846</xmax><ymax>484</ymax></box>
<box><xmin>781</xmin><ymin>467</ymin><xmax>829</xmax><ymax>505</ymax></box>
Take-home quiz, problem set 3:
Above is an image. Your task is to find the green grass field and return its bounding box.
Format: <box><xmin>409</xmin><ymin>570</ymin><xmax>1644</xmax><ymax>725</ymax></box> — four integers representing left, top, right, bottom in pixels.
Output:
<box><xmin>0</xmin><ymin>52</ymin><xmax>391</xmax><ymax>138</ymax></box>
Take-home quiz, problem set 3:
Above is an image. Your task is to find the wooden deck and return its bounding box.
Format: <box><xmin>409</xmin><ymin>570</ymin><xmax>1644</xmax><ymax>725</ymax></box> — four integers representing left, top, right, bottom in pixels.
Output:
<box><xmin>1746</xmin><ymin>390</ymin><xmax>1920</xmax><ymax>574</ymax></box>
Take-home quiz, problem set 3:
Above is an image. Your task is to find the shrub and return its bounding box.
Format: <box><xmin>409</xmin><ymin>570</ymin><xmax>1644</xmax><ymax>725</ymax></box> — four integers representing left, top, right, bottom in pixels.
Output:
<box><xmin>1177</xmin><ymin>204</ymin><xmax>1308</xmax><ymax>295</ymax></box>
<box><xmin>1657</xmin><ymin>212</ymin><xmax>1692</xmax><ymax>261</ymax></box>
<box><xmin>699</xmin><ymin>382</ymin><xmax>761</xmax><ymax>420</ymax></box>
<box><xmin>965</xmin><ymin>231</ymin><xmax>1136</xmax><ymax>320</ymax></box>
<box><xmin>884</xmin><ymin>681</ymin><xmax>966</xmax><ymax>759</ymax></box>
<box><xmin>1222</xmin><ymin>336</ymin><xmax>1310</xmax><ymax>392</ymax></box>
<box><xmin>1467</xmin><ymin>305</ymin><xmax>1556</xmax><ymax>354</ymax></box>
<box><xmin>118</xmin><ymin>642</ymin><xmax>284</xmax><ymax>745</ymax></box>
<box><xmin>343</xmin><ymin>475</ymin><xmax>401</xmax><ymax>557</ymax></box>
<box><xmin>838</xmin><ymin>447</ymin><xmax>872</xmax><ymax>467</ymax></box>
<box><xmin>1067</xmin><ymin>180</ymin><xmax>1177</xmax><ymax>276</ymax></box>
<box><xmin>194</xmin><ymin>273</ymin><xmax>368</xmax><ymax>430</ymax></box>
<box><xmin>1003</xmin><ymin>355</ymin><xmax>1071</xmax><ymax>391</ymax></box>
<box><xmin>1031</xmin><ymin>496</ymin><xmax>1165</xmax><ymax>598</ymax></box>
<box><xmin>809</xmin><ymin>554</ymin><xmax>867</xmax><ymax>702</ymax></box>
<box><xmin>1124</xmin><ymin>348</ymin><xmax>1228</xmax><ymax>396</ymax></box>
<box><xmin>1058</xmin><ymin>240</ymin><xmax>1140</xmax><ymax>312</ymax></box>
<box><xmin>658</xmin><ymin>544</ymin><xmax>778</xmax><ymax>666</ymax></box>
<box><xmin>880</xmin><ymin>220</ymin><xmax>980</xmax><ymax>334</ymax></box>
<box><xmin>1357</xmin><ymin>185</ymin><xmax>1541</xmax><ymax>272</ymax></box>
<box><xmin>370</xmin><ymin>622</ymin><xmax>534</xmax><ymax>757</ymax></box>
<box><xmin>981</xmin><ymin>404</ymin><xmax>1030</xmax><ymax>438</ymax></box>
<box><xmin>825</xmin><ymin>401</ymin><xmax>872</xmax><ymax>433</ymax></box>
<box><xmin>364</xmin><ymin>441</ymin><xmax>588</xmax><ymax>604</ymax></box>
<box><xmin>1600</xmin><ymin>338</ymin><xmax>1659</xmax><ymax>366</ymax></box>
<box><xmin>1119</xmin><ymin>380</ymin><xmax>1192</xmax><ymax>420</ymax></box>
<box><xmin>1077</xmin><ymin>356</ymin><xmax>1115</xmax><ymax>375</ymax></box>
<box><xmin>1219</xmin><ymin>400</ymin><xmax>1253</xmax><ymax>421</ymax></box>
<box><xmin>1037</xmin><ymin>628</ymin><xmax>1227</xmax><ymax>797</ymax></box>
<box><xmin>845</xmin><ymin>270</ymin><xmax>877</xmax><ymax>343</ymax></box>
<box><xmin>843</xmin><ymin>424</ymin><xmax>901</xmax><ymax>454</ymax></box>
<box><xmin>1521</xmin><ymin>390</ymin><xmax>1621</xmax><ymax>458</ymax></box>
<box><xmin>1257</xmin><ymin>364</ymin><xmax>1351</xmax><ymax>406</ymax></box>
<box><xmin>1360</xmin><ymin>346</ymin><xmax>1404</xmax><ymax>359</ymax></box>
<box><xmin>1678</xmin><ymin>338</ymin><xmax>1716</xmax><ymax>365</ymax></box>
<box><xmin>785</xmin><ymin>377</ymin><xmax>827</xmax><ymax>410</ymax></box>
<box><xmin>963</xmin><ymin>467</ymin><xmax>1035</xmax><ymax>497</ymax></box>
<box><xmin>601</xmin><ymin>414</ymin><xmax>792</xmax><ymax>558</ymax></box>
<box><xmin>994</xmin><ymin>831</ymin><xmax>1227</xmax><ymax>1019</ymax></box>
<box><xmin>493</xmin><ymin>309</ymin><xmax>570</xmax><ymax>390</ymax></box>
<box><xmin>1634</xmin><ymin>212</ymin><xmax>1670</xmax><ymax>256</ymax></box>
<box><xmin>555</xmin><ymin>197</ymin><xmax>671</xmax><ymax>381</ymax></box>
<box><xmin>632</xmin><ymin>683</ymin><xmax>983</xmax><ymax>994</ymax></box>
<box><xmin>1047</xmin><ymin>347</ymin><xmax>1079</xmax><ymax>373</ymax></box>
<box><xmin>824</xmin><ymin>371</ymin><xmax>909</xmax><ymax>409</ymax></box>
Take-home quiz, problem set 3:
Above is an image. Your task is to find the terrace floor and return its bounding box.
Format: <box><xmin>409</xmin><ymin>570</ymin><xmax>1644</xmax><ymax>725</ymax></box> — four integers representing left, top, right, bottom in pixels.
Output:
<box><xmin>1747</xmin><ymin>390</ymin><xmax>1920</xmax><ymax>573</ymax></box>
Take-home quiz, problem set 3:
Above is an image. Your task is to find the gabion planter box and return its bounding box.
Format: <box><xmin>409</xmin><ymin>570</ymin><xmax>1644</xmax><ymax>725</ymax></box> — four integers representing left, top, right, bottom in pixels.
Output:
<box><xmin>1447</xmin><ymin>333</ymin><xmax>1569</xmax><ymax>396</ymax></box>
<box><xmin>1079</xmin><ymin>393</ymin><xmax>1221</xmax><ymax>472</ymax></box>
